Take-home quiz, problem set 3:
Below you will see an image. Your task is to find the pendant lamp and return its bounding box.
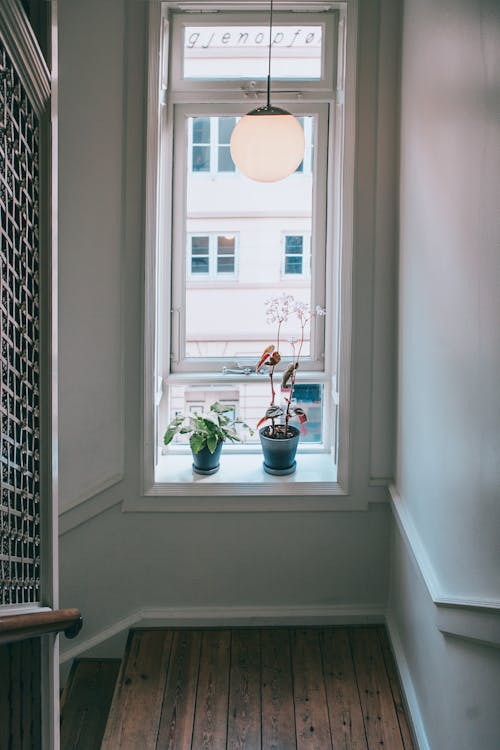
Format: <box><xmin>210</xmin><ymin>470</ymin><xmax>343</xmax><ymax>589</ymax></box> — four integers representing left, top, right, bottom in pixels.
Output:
<box><xmin>230</xmin><ymin>0</ymin><xmax>305</xmax><ymax>183</ymax></box>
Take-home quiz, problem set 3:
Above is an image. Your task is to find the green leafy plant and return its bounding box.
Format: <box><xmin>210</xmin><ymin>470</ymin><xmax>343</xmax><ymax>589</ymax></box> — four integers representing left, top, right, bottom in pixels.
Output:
<box><xmin>163</xmin><ymin>401</ymin><xmax>253</xmax><ymax>455</ymax></box>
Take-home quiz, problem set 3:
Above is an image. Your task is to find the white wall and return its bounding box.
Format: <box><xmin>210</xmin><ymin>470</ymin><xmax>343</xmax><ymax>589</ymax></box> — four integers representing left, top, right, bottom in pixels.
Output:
<box><xmin>58</xmin><ymin>0</ymin><xmax>125</xmax><ymax>512</ymax></box>
<box><xmin>396</xmin><ymin>0</ymin><xmax>500</xmax><ymax>601</ymax></box>
<box><xmin>58</xmin><ymin>0</ymin><xmax>399</xmax><ymax>661</ymax></box>
<box><xmin>390</xmin><ymin>0</ymin><xmax>500</xmax><ymax>746</ymax></box>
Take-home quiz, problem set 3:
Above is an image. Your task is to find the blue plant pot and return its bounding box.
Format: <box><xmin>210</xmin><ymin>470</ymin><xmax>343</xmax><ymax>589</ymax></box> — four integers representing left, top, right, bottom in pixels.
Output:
<box><xmin>192</xmin><ymin>441</ymin><xmax>224</xmax><ymax>475</ymax></box>
<box><xmin>259</xmin><ymin>425</ymin><xmax>300</xmax><ymax>475</ymax></box>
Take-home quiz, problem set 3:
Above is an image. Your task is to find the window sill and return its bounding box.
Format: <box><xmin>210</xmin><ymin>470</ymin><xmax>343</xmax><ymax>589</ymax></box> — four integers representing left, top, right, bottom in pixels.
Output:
<box><xmin>125</xmin><ymin>452</ymin><xmax>356</xmax><ymax>513</ymax></box>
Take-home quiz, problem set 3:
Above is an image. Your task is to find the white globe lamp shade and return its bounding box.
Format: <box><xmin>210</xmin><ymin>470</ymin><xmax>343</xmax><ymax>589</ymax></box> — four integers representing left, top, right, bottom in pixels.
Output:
<box><xmin>230</xmin><ymin>106</ymin><xmax>305</xmax><ymax>183</ymax></box>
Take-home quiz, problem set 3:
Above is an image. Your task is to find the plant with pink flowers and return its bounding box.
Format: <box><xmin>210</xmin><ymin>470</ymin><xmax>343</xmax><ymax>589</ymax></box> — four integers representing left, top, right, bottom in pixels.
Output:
<box><xmin>256</xmin><ymin>294</ymin><xmax>326</xmax><ymax>438</ymax></box>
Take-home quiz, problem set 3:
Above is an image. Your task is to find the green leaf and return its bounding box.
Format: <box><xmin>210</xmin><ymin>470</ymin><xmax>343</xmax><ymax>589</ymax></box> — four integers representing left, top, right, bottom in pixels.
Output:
<box><xmin>190</xmin><ymin>433</ymin><xmax>205</xmax><ymax>454</ymax></box>
<box><xmin>210</xmin><ymin>401</ymin><xmax>232</xmax><ymax>414</ymax></box>
<box><xmin>207</xmin><ymin>435</ymin><xmax>218</xmax><ymax>454</ymax></box>
<box><xmin>163</xmin><ymin>427</ymin><xmax>176</xmax><ymax>445</ymax></box>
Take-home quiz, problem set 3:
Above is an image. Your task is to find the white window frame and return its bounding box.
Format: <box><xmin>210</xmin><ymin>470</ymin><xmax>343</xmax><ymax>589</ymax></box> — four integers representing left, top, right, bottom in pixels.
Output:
<box><xmin>170</xmin><ymin>99</ymin><xmax>328</xmax><ymax>374</ymax></box>
<box><xmin>142</xmin><ymin>1</ymin><xmax>357</xmax><ymax>503</ymax></box>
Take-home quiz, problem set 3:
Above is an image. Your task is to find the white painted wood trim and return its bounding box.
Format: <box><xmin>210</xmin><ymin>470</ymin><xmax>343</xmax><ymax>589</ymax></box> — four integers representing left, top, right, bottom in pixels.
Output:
<box><xmin>59</xmin><ymin>492</ymin><xmax>124</xmax><ymax>536</ymax></box>
<box><xmin>386</xmin><ymin>614</ymin><xmax>431</xmax><ymax>750</ymax></box>
<box><xmin>60</xmin><ymin>602</ymin><xmax>386</xmax><ymax>663</ymax></box>
<box><xmin>141</xmin><ymin>1</ymin><xmax>357</xmax><ymax>499</ymax></box>
<box><xmin>143</xmin><ymin>0</ymin><xmax>164</xmax><ymax>496</ymax></box>
<box><xmin>390</xmin><ymin>485</ymin><xmax>500</xmax><ymax>646</ymax></box>
<box><xmin>60</xmin><ymin>472</ymin><xmax>124</xmax><ymax>515</ymax></box>
<box><xmin>0</xmin><ymin>0</ymin><xmax>50</xmax><ymax>114</ymax></box>
<box><xmin>335</xmin><ymin>0</ymin><xmax>357</xmax><ymax>492</ymax></box>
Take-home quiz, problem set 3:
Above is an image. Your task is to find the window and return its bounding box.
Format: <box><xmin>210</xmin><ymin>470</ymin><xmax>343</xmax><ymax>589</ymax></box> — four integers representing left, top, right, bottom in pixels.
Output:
<box><xmin>190</xmin><ymin>116</ymin><xmax>237</xmax><ymax>174</ymax></box>
<box><xmin>283</xmin><ymin>234</ymin><xmax>311</xmax><ymax>276</ymax></box>
<box><xmin>189</xmin><ymin>233</ymin><xmax>237</xmax><ymax>277</ymax></box>
<box><xmin>144</xmin><ymin>2</ymin><xmax>354</xmax><ymax>494</ymax></box>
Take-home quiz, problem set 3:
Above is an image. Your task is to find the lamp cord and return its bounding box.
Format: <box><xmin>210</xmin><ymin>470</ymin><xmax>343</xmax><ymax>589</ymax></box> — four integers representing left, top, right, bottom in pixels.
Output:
<box><xmin>267</xmin><ymin>0</ymin><xmax>274</xmax><ymax>108</ymax></box>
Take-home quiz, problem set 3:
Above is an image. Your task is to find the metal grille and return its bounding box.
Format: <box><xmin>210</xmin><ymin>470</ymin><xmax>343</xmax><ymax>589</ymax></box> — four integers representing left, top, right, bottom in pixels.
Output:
<box><xmin>0</xmin><ymin>41</ymin><xmax>41</xmax><ymax>606</ymax></box>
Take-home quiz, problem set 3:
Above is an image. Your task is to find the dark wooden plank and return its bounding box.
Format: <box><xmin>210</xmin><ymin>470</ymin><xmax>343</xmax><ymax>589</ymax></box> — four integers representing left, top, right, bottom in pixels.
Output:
<box><xmin>102</xmin><ymin>630</ymin><xmax>172</xmax><ymax>750</ymax></box>
<box><xmin>291</xmin><ymin>629</ymin><xmax>332</xmax><ymax>750</ymax></box>
<box><xmin>350</xmin><ymin>628</ymin><xmax>405</xmax><ymax>750</ymax></box>
<box><xmin>60</xmin><ymin>659</ymin><xmax>121</xmax><ymax>750</ymax></box>
<box><xmin>20</xmin><ymin>639</ymin><xmax>39</xmax><ymax>750</ymax></box>
<box><xmin>227</xmin><ymin>629</ymin><xmax>261</xmax><ymax>750</ymax></box>
<box><xmin>10</xmin><ymin>640</ymin><xmax>22</xmax><ymax>750</ymax></box>
<box><xmin>377</xmin><ymin>627</ymin><xmax>415</xmax><ymax>750</ymax></box>
<box><xmin>191</xmin><ymin>629</ymin><xmax>231</xmax><ymax>750</ymax></box>
<box><xmin>0</xmin><ymin>644</ymin><xmax>12</xmax><ymax>750</ymax></box>
<box><xmin>156</xmin><ymin>629</ymin><xmax>202</xmax><ymax>750</ymax></box>
<box><xmin>320</xmin><ymin>628</ymin><xmax>368</xmax><ymax>750</ymax></box>
<box><xmin>31</xmin><ymin>638</ymin><xmax>42</xmax><ymax>749</ymax></box>
<box><xmin>261</xmin><ymin>628</ymin><xmax>296</xmax><ymax>750</ymax></box>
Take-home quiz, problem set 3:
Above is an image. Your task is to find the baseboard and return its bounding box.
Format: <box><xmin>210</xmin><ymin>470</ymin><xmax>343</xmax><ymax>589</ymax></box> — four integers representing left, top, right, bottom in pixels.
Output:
<box><xmin>59</xmin><ymin>603</ymin><xmax>386</xmax><ymax>664</ymax></box>
<box><xmin>385</xmin><ymin>614</ymin><xmax>431</xmax><ymax>750</ymax></box>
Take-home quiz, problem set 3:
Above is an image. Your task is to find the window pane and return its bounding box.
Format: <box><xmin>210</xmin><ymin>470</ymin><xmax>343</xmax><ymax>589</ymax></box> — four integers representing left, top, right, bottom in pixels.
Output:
<box><xmin>165</xmin><ymin>382</ymin><xmax>323</xmax><ymax>445</ymax></box>
<box><xmin>217</xmin><ymin>236</ymin><xmax>235</xmax><ymax>253</ymax></box>
<box><xmin>217</xmin><ymin>236</ymin><xmax>235</xmax><ymax>274</ymax></box>
<box><xmin>218</xmin><ymin>146</ymin><xmax>236</xmax><ymax>172</ymax></box>
<box><xmin>184</xmin><ymin>26</ymin><xmax>323</xmax><ymax>80</ymax></box>
<box><xmin>219</xmin><ymin>117</ymin><xmax>236</xmax><ymax>143</ymax></box>
<box><xmin>285</xmin><ymin>236</ymin><xmax>303</xmax><ymax>253</ymax></box>
<box><xmin>191</xmin><ymin>236</ymin><xmax>209</xmax><ymax>253</ymax></box>
<box><xmin>285</xmin><ymin>256</ymin><xmax>303</xmax><ymax>274</ymax></box>
<box><xmin>217</xmin><ymin>257</ymin><xmax>235</xmax><ymax>273</ymax></box>
<box><xmin>192</xmin><ymin>117</ymin><xmax>210</xmax><ymax>144</ymax></box>
<box><xmin>191</xmin><ymin>257</ymin><xmax>209</xmax><ymax>274</ymax></box>
<box><xmin>185</xmin><ymin>116</ymin><xmax>315</xmax><ymax>359</ymax></box>
<box><xmin>192</xmin><ymin>145</ymin><xmax>210</xmax><ymax>172</ymax></box>
<box><xmin>191</xmin><ymin>236</ymin><xmax>209</xmax><ymax>274</ymax></box>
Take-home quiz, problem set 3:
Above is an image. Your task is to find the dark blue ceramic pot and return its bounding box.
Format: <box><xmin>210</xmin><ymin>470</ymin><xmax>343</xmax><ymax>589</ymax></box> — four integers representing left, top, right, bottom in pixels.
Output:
<box><xmin>192</xmin><ymin>441</ymin><xmax>224</xmax><ymax>475</ymax></box>
<box><xmin>259</xmin><ymin>425</ymin><xmax>300</xmax><ymax>475</ymax></box>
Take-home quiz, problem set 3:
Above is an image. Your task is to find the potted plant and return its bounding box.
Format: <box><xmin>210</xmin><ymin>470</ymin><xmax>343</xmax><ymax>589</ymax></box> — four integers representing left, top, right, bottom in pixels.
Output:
<box><xmin>256</xmin><ymin>294</ymin><xmax>326</xmax><ymax>475</ymax></box>
<box><xmin>163</xmin><ymin>401</ymin><xmax>252</xmax><ymax>475</ymax></box>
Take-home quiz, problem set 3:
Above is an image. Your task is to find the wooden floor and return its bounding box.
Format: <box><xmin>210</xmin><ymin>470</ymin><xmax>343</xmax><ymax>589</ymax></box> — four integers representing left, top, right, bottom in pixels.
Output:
<box><xmin>61</xmin><ymin>659</ymin><xmax>121</xmax><ymax>750</ymax></box>
<box><xmin>97</xmin><ymin>626</ymin><xmax>415</xmax><ymax>750</ymax></box>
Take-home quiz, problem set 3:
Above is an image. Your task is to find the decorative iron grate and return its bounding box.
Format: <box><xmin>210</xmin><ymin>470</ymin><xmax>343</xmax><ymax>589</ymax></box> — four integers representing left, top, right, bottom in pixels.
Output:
<box><xmin>0</xmin><ymin>40</ymin><xmax>41</xmax><ymax>606</ymax></box>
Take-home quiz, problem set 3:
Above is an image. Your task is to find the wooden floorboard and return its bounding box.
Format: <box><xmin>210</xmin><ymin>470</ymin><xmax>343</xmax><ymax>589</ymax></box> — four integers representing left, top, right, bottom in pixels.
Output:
<box><xmin>261</xmin><ymin>628</ymin><xmax>296</xmax><ymax>750</ymax></box>
<box><xmin>156</xmin><ymin>630</ymin><xmax>202</xmax><ymax>750</ymax></box>
<box><xmin>350</xmin><ymin>628</ymin><xmax>407</xmax><ymax>750</ymax></box>
<box><xmin>60</xmin><ymin>659</ymin><xmax>120</xmax><ymax>750</ymax></box>
<box><xmin>101</xmin><ymin>630</ymin><xmax>173</xmax><ymax>750</ymax></box>
<box><xmin>291</xmin><ymin>628</ymin><xmax>333</xmax><ymax>750</ymax></box>
<box><xmin>320</xmin><ymin>628</ymin><xmax>368</xmax><ymax>750</ymax></box>
<box><xmin>191</xmin><ymin>629</ymin><xmax>231</xmax><ymax>750</ymax></box>
<box><xmin>97</xmin><ymin>626</ymin><xmax>414</xmax><ymax>750</ymax></box>
<box><xmin>227</xmin><ymin>629</ymin><xmax>262</xmax><ymax>750</ymax></box>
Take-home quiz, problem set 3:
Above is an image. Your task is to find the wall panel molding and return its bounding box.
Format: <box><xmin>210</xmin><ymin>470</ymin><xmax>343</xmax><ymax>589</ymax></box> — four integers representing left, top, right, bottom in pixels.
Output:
<box><xmin>390</xmin><ymin>485</ymin><xmax>500</xmax><ymax>646</ymax></box>
<box><xmin>59</xmin><ymin>478</ymin><xmax>124</xmax><ymax>535</ymax></box>
<box><xmin>60</xmin><ymin>472</ymin><xmax>124</xmax><ymax>516</ymax></box>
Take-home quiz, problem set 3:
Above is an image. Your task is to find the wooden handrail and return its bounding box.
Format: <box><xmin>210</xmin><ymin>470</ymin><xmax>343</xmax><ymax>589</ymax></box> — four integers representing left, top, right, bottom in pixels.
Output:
<box><xmin>0</xmin><ymin>608</ymin><xmax>82</xmax><ymax>645</ymax></box>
